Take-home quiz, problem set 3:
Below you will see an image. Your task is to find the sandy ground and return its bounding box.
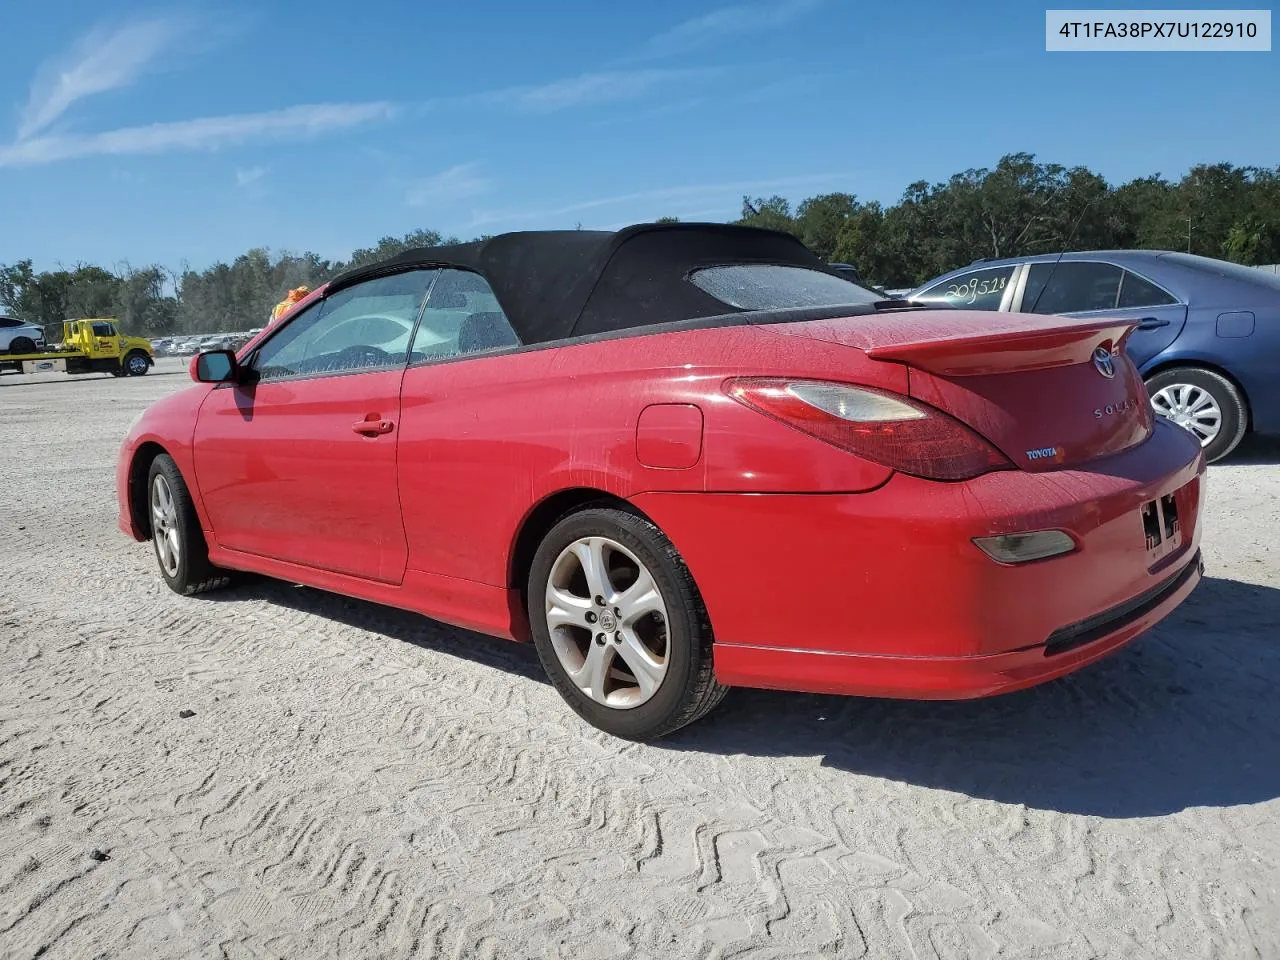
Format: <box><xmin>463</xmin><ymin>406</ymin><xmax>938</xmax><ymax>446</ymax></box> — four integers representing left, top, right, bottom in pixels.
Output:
<box><xmin>1</xmin><ymin>358</ymin><xmax>1278</xmax><ymax>960</ymax></box>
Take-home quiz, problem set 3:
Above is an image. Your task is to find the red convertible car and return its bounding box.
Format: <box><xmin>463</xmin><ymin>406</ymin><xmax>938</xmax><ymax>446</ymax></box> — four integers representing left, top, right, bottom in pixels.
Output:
<box><xmin>117</xmin><ymin>223</ymin><xmax>1206</xmax><ymax>740</ymax></box>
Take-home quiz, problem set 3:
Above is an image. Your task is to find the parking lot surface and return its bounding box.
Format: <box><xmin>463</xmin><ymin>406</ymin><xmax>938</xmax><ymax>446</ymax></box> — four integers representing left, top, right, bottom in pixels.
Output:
<box><xmin>2</xmin><ymin>360</ymin><xmax>1278</xmax><ymax>959</ymax></box>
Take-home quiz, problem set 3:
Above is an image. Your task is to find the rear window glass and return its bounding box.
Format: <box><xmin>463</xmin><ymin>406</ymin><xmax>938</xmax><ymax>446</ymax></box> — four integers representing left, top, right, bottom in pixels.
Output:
<box><xmin>1160</xmin><ymin>253</ymin><xmax>1280</xmax><ymax>290</ymax></box>
<box><xmin>688</xmin><ymin>264</ymin><xmax>883</xmax><ymax>311</ymax></box>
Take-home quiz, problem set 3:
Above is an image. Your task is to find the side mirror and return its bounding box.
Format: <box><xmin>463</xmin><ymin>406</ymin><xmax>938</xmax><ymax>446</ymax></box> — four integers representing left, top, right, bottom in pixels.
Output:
<box><xmin>191</xmin><ymin>349</ymin><xmax>239</xmax><ymax>383</ymax></box>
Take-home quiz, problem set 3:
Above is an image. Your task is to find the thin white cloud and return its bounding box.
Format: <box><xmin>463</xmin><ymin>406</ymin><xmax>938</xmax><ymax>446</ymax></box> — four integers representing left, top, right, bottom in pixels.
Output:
<box><xmin>406</xmin><ymin>163</ymin><xmax>492</xmax><ymax>207</ymax></box>
<box><xmin>643</xmin><ymin>0</ymin><xmax>824</xmax><ymax>57</ymax></box>
<box><xmin>467</xmin><ymin>172</ymin><xmax>853</xmax><ymax>229</ymax></box>
<box><xmin>18</xmin><ymin>17</ymin><xmax>189</xmax><ymax>141</ymax></box>
<box><xmin>465</xmin><ymin>69</ymin><xmax>709</xmax><ymax>113</ymax></box>
<box><xmin>235</xmin><ymin>166</ymin><xmax>267</xmax><ymax>187</ymax></box>
<box><xmin>0</xmin><ymin>102</ymin><xmax>396</xmax><ymax>167</ymax></box>
<box><xmin>0</xmin><ymin>58</ymin><xmax>711</xmax><ymax>170</ymax></box>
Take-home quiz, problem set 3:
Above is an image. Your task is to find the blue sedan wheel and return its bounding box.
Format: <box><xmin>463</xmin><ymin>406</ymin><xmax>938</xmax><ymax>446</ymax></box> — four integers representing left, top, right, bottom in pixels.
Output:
<box><xmin>1146</xmin><ymin>367</ymin><xmax>1248</xmax><ymax>463</ymax></box>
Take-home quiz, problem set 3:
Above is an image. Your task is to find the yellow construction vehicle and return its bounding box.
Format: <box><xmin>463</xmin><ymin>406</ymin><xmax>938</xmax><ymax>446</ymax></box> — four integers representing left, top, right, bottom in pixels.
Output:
<box><xmin>0</xmin><ymin>319</ymin><xmax>154</xmax><ymax>378</ymax></box>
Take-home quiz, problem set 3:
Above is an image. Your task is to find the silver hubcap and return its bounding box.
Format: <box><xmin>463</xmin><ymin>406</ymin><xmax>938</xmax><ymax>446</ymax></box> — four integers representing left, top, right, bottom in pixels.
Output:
<box><xmin>1151</xmin><ymin>384</ymin><xmax>1222</xmax><ymax>446</ymax></box>
<box><xmin>545</xmin><ymin>537</ymin><xmax>670</xmax><ymax>709</ymax></box>
<box><xmin>129</xmin><ymin>356</ymin><xmax>147</xmax><ymax>374</ymax></box>
<box><xmin>150</xmin><ymin>474</ymin><xmax>181</xmax><ymax>577</ymax></box>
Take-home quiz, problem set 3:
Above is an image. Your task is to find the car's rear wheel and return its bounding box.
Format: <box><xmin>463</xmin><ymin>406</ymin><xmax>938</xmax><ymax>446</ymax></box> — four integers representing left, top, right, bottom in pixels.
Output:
<box><xmin>147</xmin><ymin>454</ymin><xmax>231</xmax><ymax>596</ymax></box>
<box><xmin>124</xmin><ymin>350</ymin><xmax>150</xmax><ymax>376</ymax></box>
<box><xmin>9</xmin><ymin>336</ymin><xmax>36</xmax><ymax>355</ymax></box>
<box><xmin>1145</xmin><ymin>366</ymin><xmax>1247</xmax><ymax>463</ymax></box>
<box><xmin>527</xmin><ymin>506</ymin><xmax>727</xmax><ymax>741</ymax></box>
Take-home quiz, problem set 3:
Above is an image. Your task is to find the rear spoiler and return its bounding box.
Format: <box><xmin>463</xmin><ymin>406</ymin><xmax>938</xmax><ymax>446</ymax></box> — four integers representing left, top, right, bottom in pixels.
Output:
<box><xmin>865</xmin><ymin>317</ymin><xmax>1139</xmax><ymax>377</ymax></box>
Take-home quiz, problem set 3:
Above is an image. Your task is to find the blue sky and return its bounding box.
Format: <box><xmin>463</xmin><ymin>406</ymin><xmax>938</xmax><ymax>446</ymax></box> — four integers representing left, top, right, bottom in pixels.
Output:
<box><xmin>2</xmin><ymin>0</ymin><xmax>1275</xmax><ymax>271</ymax></box>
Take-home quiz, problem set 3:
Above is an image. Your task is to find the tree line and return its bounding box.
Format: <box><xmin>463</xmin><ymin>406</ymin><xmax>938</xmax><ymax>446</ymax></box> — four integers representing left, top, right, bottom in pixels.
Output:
<box><xmin>736</xmin><ymin>153</ymin><xmax>1279</xmax><ymax>288</ymax></box>
<box><xmin>2</xmin><ymin>153</ymin><xmax>1277</xmax><ymax>340</ymax></box>
<box><xmin>0</xmin><ymin>228</ymin><xmax>455</xmax><ymax>342</ymax></box>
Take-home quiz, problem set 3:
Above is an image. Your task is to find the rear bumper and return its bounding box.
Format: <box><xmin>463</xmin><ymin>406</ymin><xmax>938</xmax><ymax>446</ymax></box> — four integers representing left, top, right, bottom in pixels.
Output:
<box><xmin>712</xmin><ymin>549</ymin><xmax>1202</xmax><ymax>699</ymax></box>
<box><xmin>630</xmin><ymin>419</ymin><xmax>1206</xmax><ymax>699</ymax></box>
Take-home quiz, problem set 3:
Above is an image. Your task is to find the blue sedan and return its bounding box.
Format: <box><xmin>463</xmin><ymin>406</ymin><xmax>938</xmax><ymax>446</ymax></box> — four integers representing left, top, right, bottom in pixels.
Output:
<box><xmin>908</xmin><ymin>251</ymin><xmax>1280</xmax><ymax>461</ymax></box>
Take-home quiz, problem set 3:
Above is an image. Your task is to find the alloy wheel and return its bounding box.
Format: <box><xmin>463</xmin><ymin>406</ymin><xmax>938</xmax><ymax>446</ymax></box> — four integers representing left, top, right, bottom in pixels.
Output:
<box><xmin>151</xmin><ymin>474</ymin><xmax>181</xmax><ymax>577</ymax></box>
<box><xmin>544</xmin><ymin>536</ymin><xmax>670</xmax><ymax>709</ymax></box>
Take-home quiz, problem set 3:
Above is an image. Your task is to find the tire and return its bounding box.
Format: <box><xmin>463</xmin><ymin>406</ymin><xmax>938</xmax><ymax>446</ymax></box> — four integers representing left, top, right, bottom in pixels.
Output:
<box><xmin>1145</xmin><ymin>366</ymin><xmax>1248</xmax><ymax>463</ymax></box>
<box><xmin>123</xmin><ymin>350</ymin><xmax>150</xmax><ymax>376</ymax></box>
<box><xmin>9</xmin><ymin>336</ymin><xmax>36</xmax><ymax>355</ymax></box>
<box><xmin>527</xmin><ymin>505</ymin><xmax>727</xmax><ymax>741</ymax></box>
<box><xmin>146</xmin><ymin>454</ymin><xmax>231</xmax><ymax>596</ymax></box>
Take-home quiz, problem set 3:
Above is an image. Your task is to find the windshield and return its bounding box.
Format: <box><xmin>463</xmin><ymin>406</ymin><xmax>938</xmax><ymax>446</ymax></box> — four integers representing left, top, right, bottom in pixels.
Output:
<box><xmin>688</xmin><ymin>264</ymin><xmax>884</xmax><ymax>311</ymax></box>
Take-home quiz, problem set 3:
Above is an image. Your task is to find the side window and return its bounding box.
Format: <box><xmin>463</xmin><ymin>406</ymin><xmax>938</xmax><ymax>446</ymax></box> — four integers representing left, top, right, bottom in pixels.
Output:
<box><xmin>409</xmin><ymin>268</ymin><xmax>519</xmax><ymax>362</ymax></box>
<box><xmin>1021</xmin><ymin>261</ymin><xmax>1123</xmax><ymax>314</ymax></box>
<box><xmin>251</xmin><ymin>269</ymin><xmax>436</xmax><ymax>381</ymax></box>
<box><xmin>92</xmin><ymin>322</ymin><xmax>116</xmax><ymax>336</ymax></box>
<box><xmin>1117</xmin><ymin>270</ymin><xmax>1178</xmax><ymax>308</ymax></box>
<box><xmin>0</xmin><ymin>318</ymin><xmax>19</xmax><ymax>328</ymax></box>
<box><xmin>914</xmin><ymin>266</ymin><xmax>1015</xmax><ymax>310</ymax></box>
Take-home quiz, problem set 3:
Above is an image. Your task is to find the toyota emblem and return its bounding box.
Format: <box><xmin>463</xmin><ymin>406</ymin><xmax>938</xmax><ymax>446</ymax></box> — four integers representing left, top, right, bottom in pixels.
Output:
<box><xmin>1092</xmin><ymin>346</ymin><xmax>1115</xmax><ymax>379</ymax></box>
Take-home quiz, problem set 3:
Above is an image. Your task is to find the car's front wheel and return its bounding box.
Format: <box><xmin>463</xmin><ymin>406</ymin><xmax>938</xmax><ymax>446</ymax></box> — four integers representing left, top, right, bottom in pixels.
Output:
<box><xmin>147</xmin><ymin>454</ymin><xmax>231</xmax><ymax>596</ymax></box>
<box><xmin>1145</xmin><ymin>366</ymin><xmax>1248</xmax><ymax>463</ymax></box>
<box><xmin>527</xmin><ymin>506</ymin><xmax>727</xmax><ymax>741</ymax></box>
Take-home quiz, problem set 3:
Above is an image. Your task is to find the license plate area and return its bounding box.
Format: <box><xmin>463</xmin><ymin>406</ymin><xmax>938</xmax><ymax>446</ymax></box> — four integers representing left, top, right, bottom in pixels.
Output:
<box><xmin>1141</xmin><ymin>490</ymin><xmax>1183</xmax><ymax>562</ymax></box>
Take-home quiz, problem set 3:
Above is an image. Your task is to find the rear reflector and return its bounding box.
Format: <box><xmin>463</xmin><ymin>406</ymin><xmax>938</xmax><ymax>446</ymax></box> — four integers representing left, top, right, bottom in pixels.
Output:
<box><xmin>973</xmin><ymin>530</ymin><xmax>1076</xmax><ymax>564</ymax></box>
<box><xmin>724</xmin><ymin>377</ymin><xmax>1012</xmax><ymax>481</ymax></box>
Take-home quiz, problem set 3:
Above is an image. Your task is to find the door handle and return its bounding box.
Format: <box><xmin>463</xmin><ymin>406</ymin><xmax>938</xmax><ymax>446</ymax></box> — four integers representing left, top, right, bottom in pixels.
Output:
<box><xmin>352</xmin><ymin>417</ymin><xmax>394</xmax><ymax>436</ymax></box>
<box><xmin>1136</xmin><ymin>317</ymin><xmax>1170</xmax><ymax>330</ymax></box>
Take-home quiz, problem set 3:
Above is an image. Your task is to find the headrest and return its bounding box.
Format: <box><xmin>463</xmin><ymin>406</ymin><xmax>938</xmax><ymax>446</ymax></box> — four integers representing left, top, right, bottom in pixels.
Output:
<box><xmin>458</xmin><ymin>312</ymin><xmax>519</xmax><ymax>354</ymax></box>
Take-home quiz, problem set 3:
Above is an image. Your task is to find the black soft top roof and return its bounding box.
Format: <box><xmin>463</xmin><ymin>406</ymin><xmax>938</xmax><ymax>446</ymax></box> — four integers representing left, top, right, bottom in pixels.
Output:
<box><xmin>327</xmin><ymin>222</ymin><xmax>834</xmax><ymax>345</ymax></box>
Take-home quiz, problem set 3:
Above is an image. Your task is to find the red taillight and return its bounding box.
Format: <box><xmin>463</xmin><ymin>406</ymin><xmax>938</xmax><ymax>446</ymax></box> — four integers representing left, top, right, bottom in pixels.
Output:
<box><xmin>724</xmin><ymin>377</ymin><xmax>1012</xmax><ymax>481</ymax></box>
